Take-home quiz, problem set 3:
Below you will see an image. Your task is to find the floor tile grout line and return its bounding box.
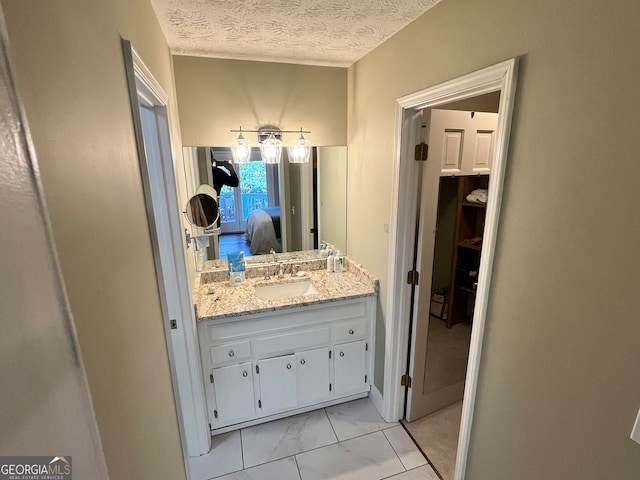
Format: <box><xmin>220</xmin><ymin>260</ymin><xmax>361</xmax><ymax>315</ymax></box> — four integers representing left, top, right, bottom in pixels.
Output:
<box><xmin>239</xmin><ymin>429</ymin><xmax>246</xmax><ymax>470</ymax></box>
<box><xmin>323</xmin><ymin>407</ymin><xmax>340</xmax><ymax>444</ymax></box>
<box><xmin>399</xmin><ymin>420</ymin><xmax>444</xmax><ymax>480</ymax></box>
<box><xmin>379</xmin><ymin>464</ymin><xmax>436</xmax><ymax>480</ymax></box>
<box><xmin>293</xmin><ymin>454</ymin><xmax>303</xmax><ymax>480</ymax></box>
<box><xmin>382</xmin><ymin>427</ymin><xmax>410</xmax><ymax>472</ymax></box>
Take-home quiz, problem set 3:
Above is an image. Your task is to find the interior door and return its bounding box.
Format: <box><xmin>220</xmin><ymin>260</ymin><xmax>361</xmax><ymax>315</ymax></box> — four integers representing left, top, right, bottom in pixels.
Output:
<box><xmin>406</xmin><ymin>109</ymin><xmax>497</xmax><ymax>421</ymax></box>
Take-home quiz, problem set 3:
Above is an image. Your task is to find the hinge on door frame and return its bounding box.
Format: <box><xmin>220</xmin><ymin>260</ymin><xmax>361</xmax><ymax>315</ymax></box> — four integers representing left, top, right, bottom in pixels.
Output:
<box><xmin>365</xmin><ymin>375</ymin><xmax>368</xmax><ymax>383</ymax></box>
<box><xmin>170</xmin><ymin>319</ymin><xmax>177</xmax><ymax>330</ymax></box>
<box><xmin>329</xmin><ymin>383</ymin><xmax>332</xmax><ymax>392</ymax></box>
<box><xmin>401</xmin><ymin>374</ymin><xmax>412</xmax><ymax>388</ymax></box>
<box><xmin>213</xmin><ymin>410</ymin><xmax>218</xmax><ymax>419</ymax></box>
<box><xmin>256</xmin><ymin>365</ymin><xmax>260</xmax><ymax>374</ymax></box>
<box><xmin>329</xmin><ymin>350</ymin><xmax>332</xmax><ymax>359</ymax></box>
<box><xmin>209</xmin><ymin>374</ymin><xmax>214</xmax><ymax>383</ymax></box>
<box><xmin>414</xmin><ymin>142</ymin><xmax>428</xmax><ymax>161</ymax></box>
<box><xmin>407</xmin><ymin>270</ymin><xmax>420</xmax><ymax>285</ymax></box>
<box><xmin>258</xmin><ymin>399</ymin><xmax>262</xmax><ymax>409</ymax></box>
<box><xmin>365</xmin><ymin>343</ymin><xmax>368</xmax><ymax>351</ymax></box>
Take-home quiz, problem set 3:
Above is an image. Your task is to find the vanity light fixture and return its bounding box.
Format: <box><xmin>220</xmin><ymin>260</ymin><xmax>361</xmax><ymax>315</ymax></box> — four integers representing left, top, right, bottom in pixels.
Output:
<box><xmin>260</xmin><ymin>132</ymin><xmax>283</xmax><ymax>164</ymax></box>
<box><xmin>230</xmin><ymin>126</ymin><xmax>311</xmax><ymax>164</ymax></box>
<box><xmin>288</xmin><ymin>128</ymin><xmax>311</xmax><ymax>164</ymax></box>
<box><xmin>230</xmin><ymin>127</ymin><xmax>251</xmax><ymax>164</ymax></box>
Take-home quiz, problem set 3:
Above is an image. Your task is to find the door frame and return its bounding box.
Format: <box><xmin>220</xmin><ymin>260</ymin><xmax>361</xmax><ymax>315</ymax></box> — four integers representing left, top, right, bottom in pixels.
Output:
<box><xmin>123</xmin><ymin>40</ymin><xmax>210</xmax><ymax>463</ymax></box>
<box><xmin>382</xmin><ymin>58</ymin><xmax>519</xmax><ymax>479</ymax></box>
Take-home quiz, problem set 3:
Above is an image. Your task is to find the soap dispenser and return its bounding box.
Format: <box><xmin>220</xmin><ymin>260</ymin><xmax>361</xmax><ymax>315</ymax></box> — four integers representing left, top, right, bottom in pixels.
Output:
<box><xmin>334</xmin><ymin>250</ymin><xmax>344</xmax><ymax>272</ymax></box>
<box><xmin>326</xmin><ymin>246</ymin><xmax>335</xmax><ymax>272</ymax></box>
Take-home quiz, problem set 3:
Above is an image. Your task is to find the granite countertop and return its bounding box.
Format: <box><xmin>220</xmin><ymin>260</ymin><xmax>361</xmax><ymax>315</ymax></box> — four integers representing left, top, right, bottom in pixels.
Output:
<box><xmin>195</xmin><ymin>258</ymin><xmax>378</xmax><ymax>322</ymax></box>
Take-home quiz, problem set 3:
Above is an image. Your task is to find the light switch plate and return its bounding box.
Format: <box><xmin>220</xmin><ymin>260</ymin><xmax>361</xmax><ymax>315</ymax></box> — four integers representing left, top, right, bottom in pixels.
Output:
<box><xmin>631</xmin><ymin>407</ymin><xmax>640</xmax><ymax>445</ymax></box>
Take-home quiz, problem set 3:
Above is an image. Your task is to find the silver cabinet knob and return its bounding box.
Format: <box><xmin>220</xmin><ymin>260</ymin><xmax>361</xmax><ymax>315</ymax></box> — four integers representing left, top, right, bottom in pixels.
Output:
<box><xmin>228</xmin><ymin>350</ymin><xmax>235</xmax><ymax>357</ymax></box>
<box><xmin>300</xmin><ymin>359</ymin><xmax>306</xmax><ymax>365</ymax></box>
<box><xmin>286</xmin><ymin>364</ymin><xmax>292</xmax><ymax>369</ymax></box>
<box><xmin>242</xmin><ymin>371</ymin><xmax>248</xmax><ymax>377</ymax></box>
<box><xmin>349</xmin><ymin>329</ymin><xmax>354</xmax><ymax>335</ymax></box>
<box><xmin>339</xmin><ymin>352</ymin><xmax>345</xmax><ymax>357</ymax></box>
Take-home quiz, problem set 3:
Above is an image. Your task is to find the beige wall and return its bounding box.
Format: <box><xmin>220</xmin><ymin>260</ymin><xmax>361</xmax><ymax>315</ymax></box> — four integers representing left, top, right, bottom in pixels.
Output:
<box><xmin>348</xmin><ymin>0</ymin><xmax>640</xmax><ymax>478</ymax></box>
<box><xmin>173</xmin><ymin>55</ymin><xmax>347</xmax><ymax>146</ymax></box>
<box><xmin>1</xmin><ymin>1</ymin><xmax>186</xmax><ymax>479</ymax></box>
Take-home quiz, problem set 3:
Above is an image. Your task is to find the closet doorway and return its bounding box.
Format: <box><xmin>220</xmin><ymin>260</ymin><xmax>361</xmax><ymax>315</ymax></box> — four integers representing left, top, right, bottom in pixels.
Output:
<box><xmin>383</xmin><ymin>59</ymin><xmax>519</xmax><ymax>480</ymax></box>
<box><xmin>404</xmin><ymin>104</ymin><xmax>498</xmax><ymax>480</ymax></box>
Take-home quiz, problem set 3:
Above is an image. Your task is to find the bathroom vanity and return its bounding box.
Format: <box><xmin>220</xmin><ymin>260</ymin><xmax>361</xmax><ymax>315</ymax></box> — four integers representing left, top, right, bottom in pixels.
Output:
<box><xmin>195</xmin><ymin>258</ymin><xmax>378</xmax><ymax>434</ymax></box>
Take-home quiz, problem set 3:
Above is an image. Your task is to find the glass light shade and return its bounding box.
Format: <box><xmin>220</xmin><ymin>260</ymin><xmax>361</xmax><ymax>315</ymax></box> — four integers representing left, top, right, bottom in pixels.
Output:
<box><xmin>231</xmin><ymin>133</ymin><xmax>251</xmax><ymax>164</ymax></box>
<box><xmin>287</xmin><ymin>133</ymin><xmax>311</xmax><ymax>163</ymax></box>
<box><xmin>260</xmin><ymin>133</ymin><xmax>282</xmax><ymax>164</ymax></box>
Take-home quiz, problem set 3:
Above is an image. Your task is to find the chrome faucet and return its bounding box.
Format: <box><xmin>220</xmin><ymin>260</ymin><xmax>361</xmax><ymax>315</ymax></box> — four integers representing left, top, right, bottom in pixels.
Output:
<box><xmin>277</xmin><ymin>262</ymin><xmax>285</xmax><ymax>279</ymax></box>
<box><xmin>291</xmin><ymin>265</ymin><xmax>299</xmax><ymax>277</ymax></box>
<box><xmin>264</xmin><ymin>267</ymin><xmax>271</xmax><ymax>280</ymax></box>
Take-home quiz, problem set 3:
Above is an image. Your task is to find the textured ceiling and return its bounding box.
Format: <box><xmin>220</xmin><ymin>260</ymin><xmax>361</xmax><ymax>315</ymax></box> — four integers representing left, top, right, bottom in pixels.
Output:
<box><xmin>150</xmin><ymin>0</ymin><xmax>442</xmax><ymax>67</ymax></box>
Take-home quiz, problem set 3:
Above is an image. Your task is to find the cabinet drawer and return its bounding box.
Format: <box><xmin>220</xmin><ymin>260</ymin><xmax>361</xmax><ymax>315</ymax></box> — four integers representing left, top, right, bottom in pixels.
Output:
<box><xmin>211</xmin><ymin>341</ymin><xmax>251</xmax><ymax>366</ymax></box>
<box><xmin>335</xmin><ymin>320</ymin><xmax>366</xmax><ymax>342</ymax></box>
<box><xmin>254</xmin><ymin>327</ymin><xmax>330</xmax><ymax>357</ymax></box>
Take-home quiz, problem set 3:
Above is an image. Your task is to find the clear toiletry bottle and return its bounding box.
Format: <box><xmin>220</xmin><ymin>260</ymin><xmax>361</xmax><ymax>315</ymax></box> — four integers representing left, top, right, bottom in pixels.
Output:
<box><xmin>334</xmin><ymin>251</ymin><xmax>344</xmax><ymax>272</ymax></box>
<box><xmin>326</xmin><ymin>247</ymin><xmax>335</xmax><ymax>272</ymax></box>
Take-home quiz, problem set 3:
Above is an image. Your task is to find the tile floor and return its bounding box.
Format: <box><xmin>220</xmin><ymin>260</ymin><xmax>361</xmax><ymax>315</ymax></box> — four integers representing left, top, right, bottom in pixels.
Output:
<box><xmin>189</xmin><ymin>398</ymin><xmax>440</xmax><ymax>480</ymax></box>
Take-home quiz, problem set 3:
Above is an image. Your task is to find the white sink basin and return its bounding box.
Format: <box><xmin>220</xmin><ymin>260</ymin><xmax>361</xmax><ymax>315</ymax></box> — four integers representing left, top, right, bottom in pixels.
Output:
<box><xmin>255</xmin><ymin>279</ymin><xmax>319</xmax><ymax>301</ymax></box>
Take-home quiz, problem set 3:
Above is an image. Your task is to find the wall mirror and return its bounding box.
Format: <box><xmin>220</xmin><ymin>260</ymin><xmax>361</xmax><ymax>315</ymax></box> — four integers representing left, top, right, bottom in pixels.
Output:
<box><xmin>182</xmin><ymin>145</ymin><xmax>347</xmax><ymax>270</ymax></box>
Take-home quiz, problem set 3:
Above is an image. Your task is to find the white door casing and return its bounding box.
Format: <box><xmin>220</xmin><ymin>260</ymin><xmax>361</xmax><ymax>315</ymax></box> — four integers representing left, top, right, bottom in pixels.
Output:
<box><xmin>122</xmin><ymin>41</ymin><xmax>211</xmax><ymax>463</ymax></box>
<box><xmin>384</xmin><ymin>58</ymin><xmax>519</xmax><ymax>480</ymax></box>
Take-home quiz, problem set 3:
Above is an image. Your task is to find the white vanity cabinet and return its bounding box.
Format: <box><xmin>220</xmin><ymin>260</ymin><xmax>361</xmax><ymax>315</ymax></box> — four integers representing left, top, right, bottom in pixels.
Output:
<box><xmin>198</xmin><ymin>296</ymin><xmax>376</xmax><ymax>434</ymax></box>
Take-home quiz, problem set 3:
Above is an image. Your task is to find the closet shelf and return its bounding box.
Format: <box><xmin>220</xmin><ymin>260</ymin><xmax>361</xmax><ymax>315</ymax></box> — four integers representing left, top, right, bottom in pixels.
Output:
<box><xmin>458</xmin><ymin>242</ymin><xmax>481</xmax><ymax>251</ymax></box>
<box><xmin>462</xmin><ymin>201</ymin><xmax>486</xmax><ymax>208</ymax></box>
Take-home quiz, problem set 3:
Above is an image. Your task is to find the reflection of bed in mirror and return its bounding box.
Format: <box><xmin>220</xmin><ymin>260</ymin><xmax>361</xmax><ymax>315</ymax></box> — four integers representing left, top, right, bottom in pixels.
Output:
<box><xmin>244</xmin><ymin>207</ymin><xmax>282</xmax><ymax>255</ymax></box>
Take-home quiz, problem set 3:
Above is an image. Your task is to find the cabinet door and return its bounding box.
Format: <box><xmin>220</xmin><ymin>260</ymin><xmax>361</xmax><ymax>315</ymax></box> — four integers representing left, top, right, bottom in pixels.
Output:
<box><xmin>258</xmin><ymin>354</ymin><xmax>297</xmax><ymax>413</ymax></box>
<box><xmin>334</xmin><ymin>340</ymin><xmax>368</xmax><ymax>396</ymax></box>
<box><xmin>296</xmin><ymin>347</ymin><xmax>330</xmax><ymax>405</ymax></box>
<box><xmin>212</xmin><ymin>362</ymin><xmax>255</xmax><ymax>423</ymax></box>
<box><xmin>430</xmin><ymin>109</ymin><xmax>498</xmax><ymax>176</ymax></box>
